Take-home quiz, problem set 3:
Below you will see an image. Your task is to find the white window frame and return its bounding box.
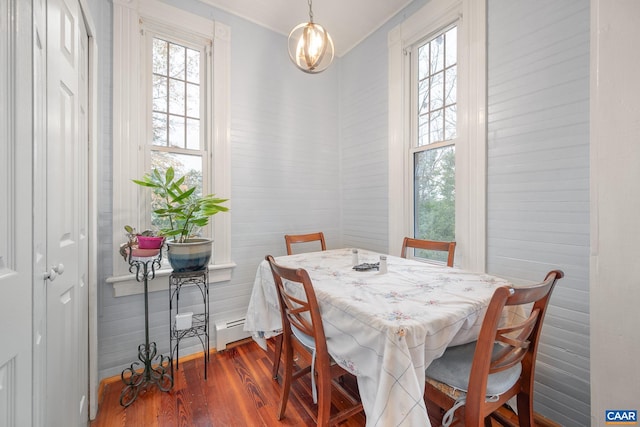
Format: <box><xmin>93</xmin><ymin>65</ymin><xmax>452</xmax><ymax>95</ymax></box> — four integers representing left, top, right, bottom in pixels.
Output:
<box><xmin>388</xmin><ymin>0</ymin><xmax>486</xmax><ymax>272</ymax></box>
<box><xmin>143</xmin><ymin>26</ymin><xmax>211</xmax><ymax>199</ymax></box>
<box><xmin>108</xmin><ymin>0</ymin><xmax>233</xmax><ymax>296</ymax></box>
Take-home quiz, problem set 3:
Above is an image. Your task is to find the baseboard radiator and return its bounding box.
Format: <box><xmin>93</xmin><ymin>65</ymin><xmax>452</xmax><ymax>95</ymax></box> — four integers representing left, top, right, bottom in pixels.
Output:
<box><xmin>215</xmin><ymin>317</ymin><xmax>251</xmax><ymax>350</ymax></box>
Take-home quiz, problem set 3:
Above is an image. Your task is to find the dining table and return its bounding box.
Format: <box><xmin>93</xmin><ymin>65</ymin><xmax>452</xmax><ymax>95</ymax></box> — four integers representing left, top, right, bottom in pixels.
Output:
<box><xmin>244</xmin><ymin>248</ymin><xmax>520</xmax><ymax>427</ymax></box>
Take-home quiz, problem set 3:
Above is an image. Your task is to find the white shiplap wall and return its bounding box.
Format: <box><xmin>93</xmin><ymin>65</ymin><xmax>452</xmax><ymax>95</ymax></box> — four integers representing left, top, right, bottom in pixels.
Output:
<box><xmin>96</xmin><ymin>0</ymin><xmax>340</xmax><ymax>379</ymax></box>
<box><xmin>339</xmin><ymin>0</ymin><xmax>428</xmax><ymax>254</ymax></box>
<box><xmin>226</xmin><ymin>7</ymin><xmax>341</xmax><ymax>329</ymax></box>
<box><xmin>340</xmin><ymin>31</ymin><xmax>391</xmax><ymax>253</ymax></box>
<box><xmin>487</xmin><ymin>1</ymin><xmax>590</xmax><ymax>426</ymax></box>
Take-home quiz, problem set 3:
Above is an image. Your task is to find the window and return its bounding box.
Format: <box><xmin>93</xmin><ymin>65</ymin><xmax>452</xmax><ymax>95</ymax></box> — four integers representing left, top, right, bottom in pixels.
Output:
<box><xmin>109</xmin><ymin>0</ymin><xmax>232</xmax><ymax>296</ymax></box>
<box><xmin>147</xmin><ymin>34</ymin><xmax>208</xmax><ymax>232</ymax></box>
<box><xmin>388</xmin><ymin>0</ymin><xmax>486</xmax><ymax>271</ymax></box>
<box><xmin>411</xmin><ymin>27</ymin><xmax>457</xmax><ymax>262</ymax></box>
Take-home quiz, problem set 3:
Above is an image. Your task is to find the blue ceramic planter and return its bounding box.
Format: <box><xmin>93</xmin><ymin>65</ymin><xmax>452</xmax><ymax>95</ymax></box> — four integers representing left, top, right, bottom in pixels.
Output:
<box><xmin>166</xmin><ymin>238</ymin><xmax>212</xmax><ymax>272</ymax></box>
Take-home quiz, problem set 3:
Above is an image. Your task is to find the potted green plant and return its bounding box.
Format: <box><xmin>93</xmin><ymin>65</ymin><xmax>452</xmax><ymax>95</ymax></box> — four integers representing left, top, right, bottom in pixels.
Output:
<box><xmin>133</xmin><ymin>167</ymin><xmax>229</xmax><ymax>272</ymax></box>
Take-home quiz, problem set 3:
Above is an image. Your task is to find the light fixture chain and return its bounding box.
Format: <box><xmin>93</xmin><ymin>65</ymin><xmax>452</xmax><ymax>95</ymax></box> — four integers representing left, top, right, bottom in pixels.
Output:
<box><xmin>308</xmin><ymin>0</ymin><xmax>314</xmax><ymax>22</ymax></box>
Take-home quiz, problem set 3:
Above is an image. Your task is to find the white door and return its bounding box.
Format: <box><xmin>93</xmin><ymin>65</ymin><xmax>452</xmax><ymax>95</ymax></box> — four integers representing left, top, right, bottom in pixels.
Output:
<box><xmin>45</xmin><ymin>0</ymin><xmax>90</xmax><ymax>424</ymax></box>
<box><xmin>0</xmin><ymin>0</ymin><xmax>35</xmax><ymax>425</ymax></box>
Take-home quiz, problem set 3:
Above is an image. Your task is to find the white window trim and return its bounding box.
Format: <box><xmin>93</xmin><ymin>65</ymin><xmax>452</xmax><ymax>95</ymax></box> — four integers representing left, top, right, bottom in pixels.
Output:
<box><xmin>388</xmin><ymin>0</ymin><xmax>486</xmax><ymax>272</ymax></box>
<box><xmin>108</xmin><ymin>0</ymin><xmax>233</xmax><ymax>297</ymax></box>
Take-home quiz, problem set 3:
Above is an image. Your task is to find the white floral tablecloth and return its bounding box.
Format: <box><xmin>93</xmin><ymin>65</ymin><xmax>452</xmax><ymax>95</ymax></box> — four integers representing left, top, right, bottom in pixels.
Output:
<box><xmin>244</xmin><ymin>248</ymin><xmax>516</xmax><ymax>427</ymax></box>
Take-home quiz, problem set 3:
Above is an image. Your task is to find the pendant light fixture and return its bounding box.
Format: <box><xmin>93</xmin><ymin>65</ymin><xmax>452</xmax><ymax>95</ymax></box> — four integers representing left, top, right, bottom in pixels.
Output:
<box><xmin>287</xmin><ymin>0</ymin><xmax>334</xmax><ymax>74</ymax></box>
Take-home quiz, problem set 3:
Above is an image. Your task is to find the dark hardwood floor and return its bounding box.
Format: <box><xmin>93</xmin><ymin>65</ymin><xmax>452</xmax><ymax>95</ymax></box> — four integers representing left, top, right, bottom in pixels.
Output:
<box><xmin>91</xmin><ymin>338</ymin><xmax>558</xmax><ymax>427</ymax></box>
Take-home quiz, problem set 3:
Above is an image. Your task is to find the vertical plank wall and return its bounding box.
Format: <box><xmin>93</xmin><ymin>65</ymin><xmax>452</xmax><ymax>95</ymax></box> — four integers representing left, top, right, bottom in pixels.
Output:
<box><xmin>486</xmin><ymin>1</ymin><xmax>590</xmax><ymax>425</ymax></box>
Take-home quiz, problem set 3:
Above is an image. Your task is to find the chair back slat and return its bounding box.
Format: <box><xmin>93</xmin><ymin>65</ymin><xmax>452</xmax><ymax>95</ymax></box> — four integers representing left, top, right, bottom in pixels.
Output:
<box><xmin>401</xmin><ymin>237</ymin><xmax>456</xmax><ymax>267</ymax></box>
<box><xmin>491</xmin><ymin>308</ymin><xmax>540</xmax><ymax>370</ymax></box>
<box><xmin>285</xmin><ymin>232</ymin><xmax>326</xmax><ymax>255</ymax></box>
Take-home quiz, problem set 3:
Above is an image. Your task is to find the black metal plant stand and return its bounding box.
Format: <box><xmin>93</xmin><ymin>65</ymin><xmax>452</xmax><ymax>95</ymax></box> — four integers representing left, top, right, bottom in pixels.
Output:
<box><xmin>169</xmin><ymin>268</ymin><xmax>210</xmax><ymax>379</ymax></box>
<box><xmin>119</xmin><ymin>248</ymin><xmax>173</xmax><ymax>407</ymax></box>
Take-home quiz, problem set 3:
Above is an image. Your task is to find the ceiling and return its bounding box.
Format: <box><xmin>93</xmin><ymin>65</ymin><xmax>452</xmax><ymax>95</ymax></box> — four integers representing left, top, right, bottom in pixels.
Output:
<box><xmin>198</xmin><ymin>0</ymin><xmax>413</xmax><ymax>57</ymax></box>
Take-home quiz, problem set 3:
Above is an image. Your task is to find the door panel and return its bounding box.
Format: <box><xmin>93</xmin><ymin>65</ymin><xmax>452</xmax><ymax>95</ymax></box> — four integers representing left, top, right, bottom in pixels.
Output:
<box><xmin>0</xmin><ymin>0</ymin><xmax>34</xmax><ymax>426</ymax></box>
<box><xmin>46</xmin><ymin>0</ymin><xmax>89</xmax><ymax>424</ymax></box>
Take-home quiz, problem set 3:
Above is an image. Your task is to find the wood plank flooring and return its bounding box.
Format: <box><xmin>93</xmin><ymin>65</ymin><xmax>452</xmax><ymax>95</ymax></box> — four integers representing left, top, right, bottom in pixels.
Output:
<box><xmin>91</xmin><ymin>338</ymin><xmax>558</xmax><ymax>427</ymax></box>
<box><xmin>90</xmin><ymin>338</ymin><xmax>365</xmax><ymax>427</ymax></box>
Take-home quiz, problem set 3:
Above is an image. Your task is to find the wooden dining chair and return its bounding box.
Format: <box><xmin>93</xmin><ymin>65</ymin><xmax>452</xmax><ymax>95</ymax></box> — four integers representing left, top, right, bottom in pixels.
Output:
<box><xmin>423</xmin><ymin>270</ymin><xmax>564</xmax><ymax>427</ymax></box>
<box><xmin>273</xmin><ymin>232</ymin><xmax>327</xmax><ymax>377</ymax></box>
<box><xmin>265</xmin><ymin>255</ymin><xmax>364</xmax><ymax>427</ymax></box>
<box><xmin>285</xmin><ymin>232</ymin><xmax>326</xmax><ymax>255</ymax></box>
<box><xmin>401</xmin><ymin>237</ymin><xmax>456</xmax><ymax>267</ymax></box>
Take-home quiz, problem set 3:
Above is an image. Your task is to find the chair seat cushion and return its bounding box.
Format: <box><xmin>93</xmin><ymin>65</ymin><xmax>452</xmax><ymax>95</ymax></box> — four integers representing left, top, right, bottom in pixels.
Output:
<box><xmin>291</xmin><ymin>324</ymin><xmax>316</xmax><ymax>350</ymax></box>
<box><xmin>425</xmin><ymin>341</ymin><xmax>522</xmax><ymax>397</ymax></box>
<box><xmin>291</xmin><ymin>324</ymin><xmax>340</xmax><ymax>364</ymax></box>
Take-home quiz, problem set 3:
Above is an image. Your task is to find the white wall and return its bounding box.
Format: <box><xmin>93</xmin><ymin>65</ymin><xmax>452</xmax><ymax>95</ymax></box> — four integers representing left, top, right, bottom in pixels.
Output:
<box><xmin>590</xmin><ymin>1</ymin><xmax>640</xmax><ymax>425</ymax></box>
<box><xmin>339</xmin><ymin>0</ymin><xmax>428</xmax><ymax>254</ymax></box>
<box><xmin>96</xmin><ymin>0</ymin><xmax>340</xmax><ymax>378</ymax></box>
<box><xmin>486</xmin><ymin>1</ymin><xmax>590</xmax><ymax>425</ymax></box>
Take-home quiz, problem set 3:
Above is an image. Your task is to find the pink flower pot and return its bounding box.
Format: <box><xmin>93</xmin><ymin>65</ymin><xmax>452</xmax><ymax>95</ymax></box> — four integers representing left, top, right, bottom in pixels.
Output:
<box><xmin>137</xmin><ymin>235</ymin><xmax>165</xmax><ymax>249</ymax></box>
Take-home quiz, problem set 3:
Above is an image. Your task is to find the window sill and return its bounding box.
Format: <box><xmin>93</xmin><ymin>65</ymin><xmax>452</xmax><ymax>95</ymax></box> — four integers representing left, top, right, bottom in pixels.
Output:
<box><xmin>106</xmin><ymin>262</ymin><xmax>236</xmax><ymax>297</ymax></box>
